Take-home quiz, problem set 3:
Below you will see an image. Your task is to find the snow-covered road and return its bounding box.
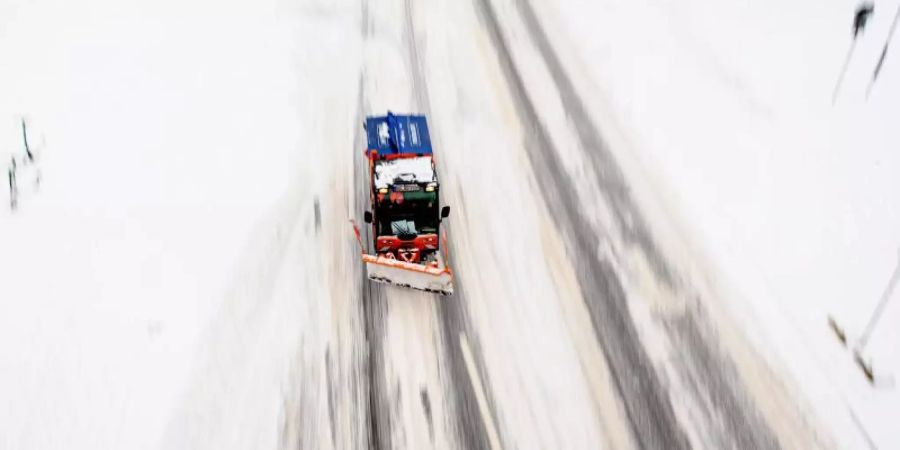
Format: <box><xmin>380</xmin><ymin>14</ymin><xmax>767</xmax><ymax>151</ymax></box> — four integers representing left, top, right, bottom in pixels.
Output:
<box><xmin>2</xmin><ymin>0</ymin><xmax>864</xmax><ymax>448</ymax></box>
<box><xmin>275</xmin><ymin>0</ymin><xmax>830</xmax><ymax>448</ymax></box>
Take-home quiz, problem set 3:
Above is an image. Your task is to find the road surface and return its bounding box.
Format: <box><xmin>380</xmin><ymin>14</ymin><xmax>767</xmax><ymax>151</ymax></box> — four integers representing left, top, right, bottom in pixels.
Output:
<box><xmin>168</xmin><ymin>0</ymin><xmax>832</xmax><ymax>448</ymax></box>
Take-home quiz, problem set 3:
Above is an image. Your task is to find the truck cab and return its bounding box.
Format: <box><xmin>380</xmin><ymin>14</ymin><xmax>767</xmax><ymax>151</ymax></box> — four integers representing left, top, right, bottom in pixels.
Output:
<box><xmin>356</xmin><ymin>112</ymin><xmax>453</xmax><ymax>295</ymax></box>
<box><xmin>364</xmin><ymin>113</ymin><xmax>449</xmax><ymax>264</ymax></box>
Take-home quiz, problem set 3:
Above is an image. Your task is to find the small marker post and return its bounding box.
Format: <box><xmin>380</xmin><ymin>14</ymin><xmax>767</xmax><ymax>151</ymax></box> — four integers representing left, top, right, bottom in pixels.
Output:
<box><xmin>833</xmin><ymin>2</ymin><xmax>875</xmax><ymax>104</ymax></box>
<box><xmin>853</xmin><ymin>249</ymin><xmax>900</xmax><ymax>383</ymax></box>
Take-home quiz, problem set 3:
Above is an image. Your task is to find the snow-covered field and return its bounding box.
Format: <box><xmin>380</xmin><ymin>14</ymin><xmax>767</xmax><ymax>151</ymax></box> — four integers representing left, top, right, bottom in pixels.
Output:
<box><xmin>2</xmin><ymin>0</ymin><xmax>898</xmax><ymax>448</ymax></box>
<box><xmin>0</xmin><ymin>0</ymin><xmax>345</xmax><ymax>447</ymax></box>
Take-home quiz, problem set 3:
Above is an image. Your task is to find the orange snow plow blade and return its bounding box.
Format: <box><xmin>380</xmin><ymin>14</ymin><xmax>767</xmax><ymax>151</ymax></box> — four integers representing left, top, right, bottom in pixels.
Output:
<box><xmin>352</xmin><ymin>220</ymin><xmax>454</xmax><ymax>296</ymax></box>
<box><xmin>362</xmin><ymin>254</ymin><xmax>454</xmax><ymax>296</ymax></box>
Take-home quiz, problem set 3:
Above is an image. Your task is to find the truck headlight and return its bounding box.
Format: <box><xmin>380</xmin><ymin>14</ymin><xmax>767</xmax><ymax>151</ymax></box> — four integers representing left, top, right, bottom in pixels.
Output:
<box><xmin>425</xmin><ymin>182</ymin><xmax>436</xmax><ymax>192</ymax></box>
<box><xmin>378</xmin><ymin>188</ymin><xmax>388</xmax><ymax>194</ymax></box>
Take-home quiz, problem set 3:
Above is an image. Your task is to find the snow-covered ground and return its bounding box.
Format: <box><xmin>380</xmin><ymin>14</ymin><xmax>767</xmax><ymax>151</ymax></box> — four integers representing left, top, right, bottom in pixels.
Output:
<box><xmin>2</xmin><ymin>0</ymin><xmax>898</xmax><ymax>448</ymax></box>
<box><xmin>0</xmin><ymin>0</ymin><xmax>348</xmax><ymax>447</ymax></box>
<box><xmin>541</xmin><ymin>0</ymin><xmax>900</xmax><ymax>447</ymax></box>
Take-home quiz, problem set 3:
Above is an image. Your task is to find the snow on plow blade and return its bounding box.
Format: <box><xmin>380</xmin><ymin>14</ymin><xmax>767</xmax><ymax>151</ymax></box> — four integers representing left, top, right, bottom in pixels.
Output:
<box><xmin>362</xmin><ymin>254</ymin><xmax>454</xmax><ymax>296</ymax></box>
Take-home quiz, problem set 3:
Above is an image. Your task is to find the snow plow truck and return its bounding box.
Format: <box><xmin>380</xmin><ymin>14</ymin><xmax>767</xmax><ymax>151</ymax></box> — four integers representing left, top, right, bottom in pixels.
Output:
<box><xmin>352</xmin><ymin>112</ymin><xmax>453</xmax><ymax>295</ymax></box>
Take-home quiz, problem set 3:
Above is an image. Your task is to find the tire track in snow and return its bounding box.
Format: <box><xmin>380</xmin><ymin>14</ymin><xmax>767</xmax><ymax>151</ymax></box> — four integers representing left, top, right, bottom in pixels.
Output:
<box><xmin>355</xmin><ymin>3</ymin><xmax>392</xmax><ymax>447</ymax></box>
<box><xmin>513</xmin><ymin>1</ymin><xmax>782</xmax><ymax>448</ymax></box>
<box><xmin>471</xmin><ymin>0</ymin><xmax>690</xmax><ymax>448</ymax></box>
<box><xmin>512</xmin><ymin>0</ymin><xmax>676</xmax><ymax>288</ymax></box>
<box><xmin>353</xmin><ymin>72</ymin><xmax>393</xmax><ymax>450</ymax></box>
<box><xmin>355</xmin><ymin>0</ymin><xmax>493</xmax><ymax>447</ymax></box>
<box><xmin>402</xmin><ymin>0</ymin><xmax>497</xmax><ymax>448</ymax></box>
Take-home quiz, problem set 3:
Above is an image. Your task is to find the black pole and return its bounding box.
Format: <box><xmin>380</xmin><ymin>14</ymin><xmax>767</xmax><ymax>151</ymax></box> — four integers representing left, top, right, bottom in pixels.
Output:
<box><xmin>856</xmin><ymin>251</ymin><xmax>900</xmax><ymax>351</ymax></box>
<box><xmin>835</xmin><ymin>3</ymin><xmax>875</xmax><ymax>103</ymax></box>
<box><xmin>21</xmin><ymin>119</ymin><xmax>33</xmax><ymax>162</ymax></box>
<box><xmin>8</xmin><ymin>158</ymin><xmax>17</xmax><ymax>210</ymax></box>
<box><xmin>833</xmin><ymin>39</ymin><xmax>858</xmax><ymax>104</ymax></box>
<box><xmin>866</xmin><ymin>4</ymin><xmax>900</xmax><ymax>97</ymax></box>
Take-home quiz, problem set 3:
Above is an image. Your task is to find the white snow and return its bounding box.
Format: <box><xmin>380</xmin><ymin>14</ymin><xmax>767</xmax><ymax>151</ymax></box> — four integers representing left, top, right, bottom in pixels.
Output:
<box><xmin>373</xmin><ymin>156</ymin><xmax>436</xmax><ymax>189</ymax></box>
<box><xmin>0</xmin><ymin>0</ymin><xmax>355</xmax><ymax>448</ymax></box>
<box><xmin>3</xmin><ymin>0</ymin><xmax>899</xmax><ymax>447</ymax></box>
<box><xmin>541</xmin><ymin>0</ymin><xmax>900</xmax><ymax>447</ymax></box>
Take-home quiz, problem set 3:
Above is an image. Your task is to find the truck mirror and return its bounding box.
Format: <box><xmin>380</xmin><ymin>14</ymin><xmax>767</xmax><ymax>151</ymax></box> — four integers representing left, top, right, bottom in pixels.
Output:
<box><xmin>364</xmin><ymin>211</ymin><xmax>373</xmax><ymax>223</ymax></box>
<box><xmin>441</xmin><ymin>206</ymin><xmax>450</xmax><ymax>219</ymax></box>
